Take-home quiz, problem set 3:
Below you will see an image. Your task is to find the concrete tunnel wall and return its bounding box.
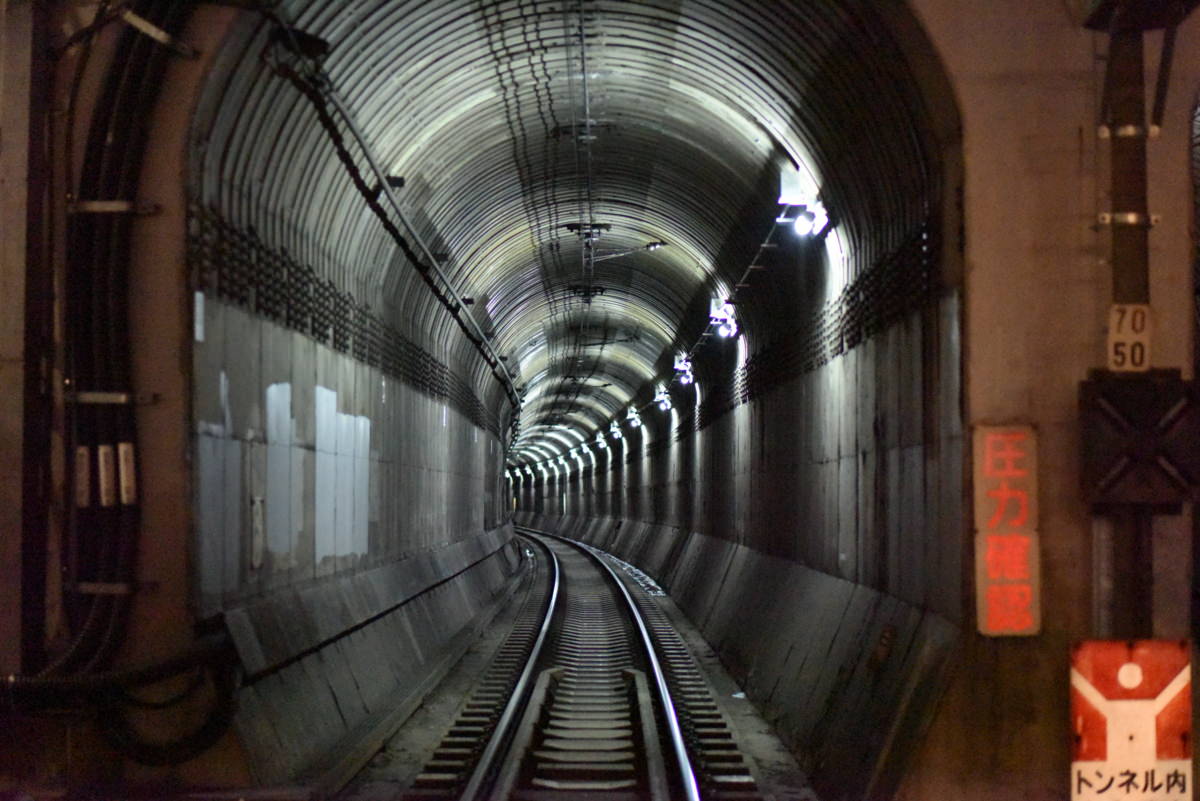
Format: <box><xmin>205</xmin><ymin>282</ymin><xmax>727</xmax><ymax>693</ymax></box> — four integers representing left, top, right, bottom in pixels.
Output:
<box><xmin>513</xmin><ymin>257</ymin><xmax>963</xmax><ymax>801</ymax></box>
<box><xmin>172</xmin><ymin>1</ymin><xmax>964</xmax><ymax>792</ymax></box>
<box><xmin>16</xmin><ymin>0</ymin><xmax>1200</xmax><ymax>798</ymax></box>
<box><xmin>35</xmin><ymin>0</ymin><xmax>966</xmax><ymax>793</ymax></box>
<box><xmin>182</xmin><ymin>9</ymin><xmax>523</xmax><ymax>784</ymax></box>
<box><xmin>192</xmin><ymin>294</ymin><xmax>521</xmax><ymax>783</ymax></box>
<box><xmin>15</xmin><ymin>4</ymin><xmax>523</xmax><ymax>786</ymax></box>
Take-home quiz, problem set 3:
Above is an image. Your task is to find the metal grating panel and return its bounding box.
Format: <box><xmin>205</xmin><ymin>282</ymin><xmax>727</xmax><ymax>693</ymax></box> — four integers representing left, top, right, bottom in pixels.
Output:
<box><xmin>188</xmin><ymin>204</ymin><xmax>497</xmax><ymax>434</ymax></box>
<box><xmin>697</xmin><ymin>222</ymin><xmax>938</xmax><ymax>431</ymax></box>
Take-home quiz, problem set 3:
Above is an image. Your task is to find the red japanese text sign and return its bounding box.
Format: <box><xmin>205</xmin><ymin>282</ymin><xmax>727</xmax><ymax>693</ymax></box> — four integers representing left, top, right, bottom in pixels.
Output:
<box><xmin>973</xmin><ymin>425</ymin><xmax>1040</xmax><ymax>636</ymax></box>
<box><xmin>1071</xmin><ymin>640</ymin><xmax>1191</xmax><ymax>800</ymax></box>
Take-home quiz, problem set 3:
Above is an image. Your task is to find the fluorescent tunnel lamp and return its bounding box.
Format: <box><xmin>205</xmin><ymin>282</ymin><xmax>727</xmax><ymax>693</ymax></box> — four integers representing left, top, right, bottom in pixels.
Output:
<box><xmin>654</xmin><ymin>384</ymin><xmax>672</xmax><ymax>412</ymax></box>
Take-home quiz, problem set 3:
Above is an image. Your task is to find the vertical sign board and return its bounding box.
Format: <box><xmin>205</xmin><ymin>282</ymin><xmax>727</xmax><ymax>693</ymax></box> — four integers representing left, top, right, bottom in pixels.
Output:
<box><xmin>1071</xmin><ymin>641</ymin><xmax>1191</xmax><ymax>800</ymax></box>
<box><xmin>1107</xmin><ymin>304</ymin><xmax>1152</xmax><ymax>372</ymax></box>
<box><xmin>972</xmin><ymin>426</ymin><xmax>1040</xmax><ymax>635</ymax></box>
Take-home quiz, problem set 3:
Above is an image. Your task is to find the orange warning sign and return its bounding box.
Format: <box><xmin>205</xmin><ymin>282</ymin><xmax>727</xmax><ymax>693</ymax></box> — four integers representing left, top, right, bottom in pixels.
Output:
<box><xmin>1071</xmin><ymin>640</ymin><xmax>1191</xmax><ymax>800</ymax></box>
<box><xmin>973</xmin><ymin>425</ymin><xmax>1040</xmax><ymax>636</ymax></box>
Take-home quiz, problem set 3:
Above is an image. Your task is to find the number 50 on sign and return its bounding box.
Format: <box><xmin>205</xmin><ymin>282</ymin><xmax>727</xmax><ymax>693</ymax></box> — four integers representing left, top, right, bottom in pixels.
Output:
<box><xmin>1107</xmin><ymin>304</ymin><xmax>1152</xmax><ymax>372</ymax></box>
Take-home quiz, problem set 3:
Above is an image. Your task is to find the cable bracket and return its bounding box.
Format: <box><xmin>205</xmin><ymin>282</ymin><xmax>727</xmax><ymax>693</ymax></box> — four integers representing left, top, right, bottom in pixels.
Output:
<box><xmin>1097</xmin><ymin>124</ymin><xmax>1161</xmax><ymax>139</ymax></box>
<box><xmin>67</xmin><ymin>391</ymin><xmax>160</xmax><ymax>406</ymax></box>
<box><xmin>68</xmin><ymin>200</ymin><xmax>160</xmax><ymax>215</ymax></box>
<box><xmin>120</xmin><ymin>9</ymin><xmax>198</xmax><ymax>58</ymax></box>
<box><xmin>1096</xmin><ymin>212</ymin><xmax>1159</xmax><ymax>227</ymax></box>
<box><xmin>74</xmin><ymin>582</ymin><xmax>135</xmax><ymax>596</ymax></box>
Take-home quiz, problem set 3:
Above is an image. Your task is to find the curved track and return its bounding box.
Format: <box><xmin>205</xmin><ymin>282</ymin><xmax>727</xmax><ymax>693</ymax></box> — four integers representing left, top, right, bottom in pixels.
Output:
<box><xmin>405</xmin><ymin>526</ymin><xmax>761</xmax><ymax>800</ymax></box>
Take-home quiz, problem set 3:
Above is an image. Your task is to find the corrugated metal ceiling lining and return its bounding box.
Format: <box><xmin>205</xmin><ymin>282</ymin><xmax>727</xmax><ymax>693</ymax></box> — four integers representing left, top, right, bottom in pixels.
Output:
<box><xmin>191</xmin><ymin>0</ymin><xmax>939</xmax><ymax>464</ymax></box>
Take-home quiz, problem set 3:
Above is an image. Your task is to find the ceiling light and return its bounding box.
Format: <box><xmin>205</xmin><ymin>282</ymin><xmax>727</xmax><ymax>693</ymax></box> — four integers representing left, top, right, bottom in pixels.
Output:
<box><xmin>674</xmin><ymin>354</ymin><xmax>695</xmax><ymax>385</ymax></box>
<box><xmin>793</xmin><ymin>203</ymin><xmax>829</xmax><ymax>237</ymax></box>
<box><xmin>654</xmin><ymin>384</ymin><xmax>672</xmax><ymax>412</ymax></box>
<box><xmin>710</xmin><ymin>298</ymin><xmax>738</xmax><ymax>338</ymax></box>
<box><xmin>793</xmin><ymin>209</ymin><xmax>816</xmax><ymax>236</ymax></box>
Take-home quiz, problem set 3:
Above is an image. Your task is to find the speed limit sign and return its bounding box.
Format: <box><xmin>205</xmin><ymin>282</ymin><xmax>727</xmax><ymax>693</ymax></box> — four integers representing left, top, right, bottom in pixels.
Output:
<box><xmin>1107</xmin><ymin>304</ymin><xmax>1152</xmax><ymax>372</ymax></box>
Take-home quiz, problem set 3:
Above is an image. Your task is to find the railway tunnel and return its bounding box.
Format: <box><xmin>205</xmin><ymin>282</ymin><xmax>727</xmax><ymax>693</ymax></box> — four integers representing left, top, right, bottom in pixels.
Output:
<box><xmin>2</xmin><ymin>1</ymin><xmax>1199</xmax><ymax>800</ymax></box>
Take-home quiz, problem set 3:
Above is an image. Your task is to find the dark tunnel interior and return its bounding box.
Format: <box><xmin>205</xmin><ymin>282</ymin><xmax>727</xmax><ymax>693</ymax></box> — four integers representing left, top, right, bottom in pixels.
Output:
<box><xmin>175</xmin><ymin>2</ymin><xmax>964</xmax><ymax>795</ymax></box>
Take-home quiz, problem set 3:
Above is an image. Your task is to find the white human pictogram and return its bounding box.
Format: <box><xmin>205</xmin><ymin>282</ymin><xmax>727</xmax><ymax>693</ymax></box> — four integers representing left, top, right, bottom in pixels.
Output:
<box><xmin>1071</xmin><ymin>662</ymin><xmax>1190</xmax><ymax>762</ymax></box>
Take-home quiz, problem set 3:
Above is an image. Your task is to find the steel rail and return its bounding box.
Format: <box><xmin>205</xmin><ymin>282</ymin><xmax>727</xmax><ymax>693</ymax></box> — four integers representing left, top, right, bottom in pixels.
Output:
<box><xmin>516</xmin><ymin>525</ymin><xmax>702</xmax><ymax>801</ymax></box>
<box><xmin>459</xmin><ymin>534</ymin><xmax>562</xmax><ymax>801</ymax></box>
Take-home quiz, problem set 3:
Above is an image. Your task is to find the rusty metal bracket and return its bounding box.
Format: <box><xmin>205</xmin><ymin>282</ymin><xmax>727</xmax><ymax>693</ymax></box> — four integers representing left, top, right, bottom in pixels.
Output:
<box><xmin>120</xmin><ymin>9</ymin><xmax>198</xmax><ymax>58</ymax></box>
<box><xmin>67</xmin><ymin>390</ymin><xmax>160</xmax><ymax>406</ymax></box>
<box><xmin>1096</xmin><ymin>211</ymin><xmax>1160</xmax><ymax>227</ymax></box>
<box><xmin>68</xmin><ymin>200</ymin><xmax>160</xmax><ymax>215</ymax></box>
<box><xmin>74</xmin><ymin>582</ymin><xmax>134</xmax><ymax>596</ymax></box>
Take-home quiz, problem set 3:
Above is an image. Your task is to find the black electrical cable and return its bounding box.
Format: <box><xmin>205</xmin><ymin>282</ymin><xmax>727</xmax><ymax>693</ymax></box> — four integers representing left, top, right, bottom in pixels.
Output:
<box><xmin>7</xmin><ymin>636</ymin><xmax>240</xmax><ymax>766</ymax></box>
<box><xmin>120</xmin><ymin>666</ymin><xmax>207</xmax><ymax>710</ymax></box>
<box><xmin>53</xmin><ymin>2</ymin><xmax>129</xmax><ymax>57</ymax></box>
<box><xmin>97</xmin><ymin>660</ymin><xmax>239</xmax><ymax>767</ymax></box>
<box><xmin>259</xmin><ymin>14</ymin><xmax>522</xmax><ymax>408</ymax></box>
<box><xmin>1150</xmin><ymin>22</ymin><xmax>1177</xmax><ymax>129</ymax></box>
<box><xmin>26</xmin><ymin>0</ymin><xmax>240</xmax><ymax>767</ymax></box>
<box><xmin>8</xmin><ymin>635</ymin><xmax>234</xmax><ymax>707</ymax></box>
<box><xmin>50</xmin><ymin>0</ymin><xmax>125</xmax><ymax>676</ymax></box>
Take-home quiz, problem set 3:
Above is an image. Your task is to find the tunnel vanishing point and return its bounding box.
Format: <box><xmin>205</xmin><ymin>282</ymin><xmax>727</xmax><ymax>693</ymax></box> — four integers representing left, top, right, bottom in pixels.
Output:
<box><xmin>2</xmin><ymin>1</ymin><xmax>1200</xmax><ymax>799</ymax></box>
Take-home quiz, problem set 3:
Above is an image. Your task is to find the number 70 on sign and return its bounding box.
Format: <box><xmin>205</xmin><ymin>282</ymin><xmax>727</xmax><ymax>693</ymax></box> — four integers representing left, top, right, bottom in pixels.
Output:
<box><xmin>1107</xmin><ymin>304</ymin><xmax>1152</xmax><ymax>373</ymax></box>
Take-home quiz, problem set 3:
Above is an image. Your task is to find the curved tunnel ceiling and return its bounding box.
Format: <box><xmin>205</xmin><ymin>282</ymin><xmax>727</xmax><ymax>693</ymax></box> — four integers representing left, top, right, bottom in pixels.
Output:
<box><xmin>193</xmin><ymin>0</ymin><xmax>940</xmax><ymax>467</ymax></box>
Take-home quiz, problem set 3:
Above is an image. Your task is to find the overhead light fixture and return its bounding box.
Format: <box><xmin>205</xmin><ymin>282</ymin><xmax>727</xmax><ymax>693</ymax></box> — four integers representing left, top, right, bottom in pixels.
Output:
<box><xmin>610</xmin><ymin>421</ymin><xmax>623</xmax><ymax>440</ymax></box>
<box><xmin>710</xmin><ymin>299</ymin><xmax>738</xmax><ymax>338</ymax></box>
<box><xmin>778</xmin><ymin>166</ymin><xmax>818</xmax><ymax>206</ymax></box>
<box><xmin>654</xmin><ymin>384</ymin><xmax>672</xmax><ymax>412</ymax></box>
<box><xmin>792</xmin><ymin>202</ymin><xmax>829</xmax><ymax>237</ymax></box>
<box><xmin>674</xmin><ymin>354</ymin><xmax>694</xmax><ymax>385</ymax></box>
<box><xmin>595</xmin><ymin>431</ymin><xmax>608</xmax><ymax>449</ymax></box>
<box><xmin>591</xmin><ymin>240</ymin><xmax>670</xmax><ymax>263</ymax></box>
<box><xmin>626</xmin><ymin>406</ymin><xmax>642</xmax><ymax>428</ymax></box>
<box><xmin>793</xmin><ymin>209</ymin><xmax>816</xmax><ymax>236</ymax></box>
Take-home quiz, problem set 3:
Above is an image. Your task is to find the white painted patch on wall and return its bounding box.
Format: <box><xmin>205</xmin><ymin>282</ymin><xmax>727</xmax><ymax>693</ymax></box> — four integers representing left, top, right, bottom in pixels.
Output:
<box><xmin>442</xmin><ymin>404</ymin><xmax>448</xmax><ymax>428</ymax></box>
<box><xmin>315</xmin><ymin>385</ymin><xmax>371</xmax><ymax>563</ymax></box>
<box><xmin>196</xmin><ymin>372</ymin><xmax>375</xmax><ymax>602</ymax></box>
<box><xmin>194</xmin><ymin>291</ymin><xmax>205</xmax><ymax>342</ymax></box>
<box><xmin>196</xmin><ymin>371</ymin><xmax>241</xmax><ymax>602</ymax></box>
<box><xmin>314</xmin><ymin>386</ymin><xmax>336</xmax><ymax>562</ymax></box>
<box><xmin>265</xmin><ymin>382</ymin><xmax>296</xmax><ymax>558</ymax></box>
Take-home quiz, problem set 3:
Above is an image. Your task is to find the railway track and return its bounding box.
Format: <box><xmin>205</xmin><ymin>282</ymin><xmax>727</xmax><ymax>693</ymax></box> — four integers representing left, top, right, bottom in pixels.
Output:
<box><xmin>402</xmin><ymin>526</ymin><xmax>763</xmax><ymax>801</ymax></box>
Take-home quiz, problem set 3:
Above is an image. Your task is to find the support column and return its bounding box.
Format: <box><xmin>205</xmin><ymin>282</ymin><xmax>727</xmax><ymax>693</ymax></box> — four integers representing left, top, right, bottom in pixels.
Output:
<box><xmin>1</xmin><ymin>1</ymin><xmax>50</xmax><ymax>674</ymax></box>
<box><xmin>1104</xmin><ymin>25</ymin><xmax>1154</xmax><ymax>640</ymax></box>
